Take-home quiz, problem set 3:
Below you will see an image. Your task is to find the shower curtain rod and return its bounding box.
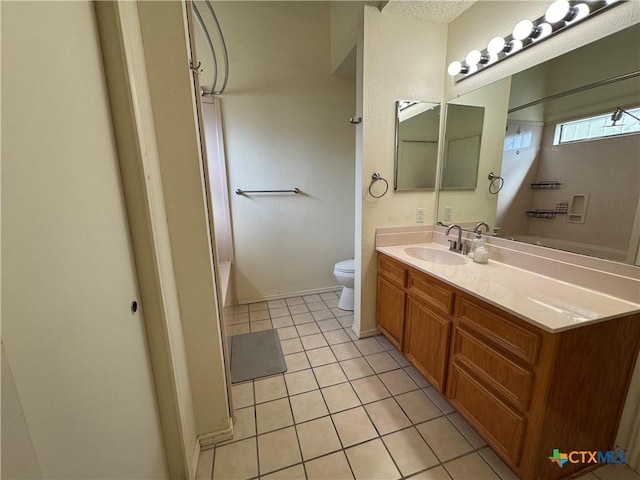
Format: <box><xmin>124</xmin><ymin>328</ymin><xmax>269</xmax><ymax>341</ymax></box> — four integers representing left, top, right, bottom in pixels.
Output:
<box><xmin>508</xmin><ymin>70</ymin><xmax>640</xmax><ymax>114</ymax></box>
<box><xmin>192</xmin><ymin>0</ymin><xmax>229</xmax><ymax>95</ymax></box>
<box><xmin>192</xmin><ymin>3</ymin><xmax>217</xmax><ymax>93</ymax></box>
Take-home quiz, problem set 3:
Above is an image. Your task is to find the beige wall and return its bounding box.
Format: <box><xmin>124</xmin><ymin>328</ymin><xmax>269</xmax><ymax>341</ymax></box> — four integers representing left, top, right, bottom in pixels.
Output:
<box><xmin>1</xmin><ymin>2</ymin><xmax>168</xmax><ymax>477</ymax></box>
<box><xmin>212</xmin><ymin>1</ymin><xmax>356</xmax><ymax>303</ymax></box>
<box><xmin>329</xmin><ymin>1</ymin><xmax>365</xmax><ymax>73</ymax></box>
<box><xmin>1</xmin><ymin>344</ymin><xmax>42</xmax><ymax>479</ymax></box>
<box><xmin>436</xmin><ymin>78</ymin><xmax>511</xmax><ymax>229</ymax></box>
<box><xmin>356</xmin><ymin>6</ymin><xmax>447</xmax><ymax>335</ymax></box>
<box><xmin>95</xmin><ymin>3</ymin><xmax>201</xmax><ymax>476</ymax></box>
<box><xmin>529</xmin><ymin>126</ymin><xmax>639</xmax><ymax>251</ymax></box>
<box><xmin>136</xmin><ymin>0</ymin><xmax>231</xmax><ymax>441</ymax></box>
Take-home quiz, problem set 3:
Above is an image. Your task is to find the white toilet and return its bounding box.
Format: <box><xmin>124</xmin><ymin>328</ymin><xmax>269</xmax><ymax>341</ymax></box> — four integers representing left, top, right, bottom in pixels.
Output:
<box><xmin>333</xmin><ymin>259</ymin><xmax>355</xmax><ymax>311</ymax></box>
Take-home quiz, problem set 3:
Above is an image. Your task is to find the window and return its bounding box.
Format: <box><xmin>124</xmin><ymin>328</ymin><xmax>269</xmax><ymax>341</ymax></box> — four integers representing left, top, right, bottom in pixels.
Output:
<box><xmin>553</xmin><ymin>107</ymin><xmax>640</xmax><ymax>145</ymax></box>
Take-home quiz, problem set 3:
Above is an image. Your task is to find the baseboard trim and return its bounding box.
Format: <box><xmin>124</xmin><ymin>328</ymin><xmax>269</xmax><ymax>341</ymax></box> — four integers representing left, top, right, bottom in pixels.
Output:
<box><xmin>357</xmin><ymin>327</ymin><xmax>381</xmax><ymax>339</ymax></box>
<box><xmin>191</xmin><ymin>438</ymin><xmax>202</xmax><ymax>477</ymax></box>
<box><xmin>198</xmin><ymin>419</ymin><xmax>234</xmax><ymax>450</ymax></box>
<box><xmin>237</xmin><ymin>286</ymin><xmax>342</xmax><ymax>305</ymax></box>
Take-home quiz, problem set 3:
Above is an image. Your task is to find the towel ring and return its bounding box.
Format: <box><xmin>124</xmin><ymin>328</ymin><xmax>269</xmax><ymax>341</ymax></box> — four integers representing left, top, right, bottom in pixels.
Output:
<box><xmin>369</xmin><ymin>173</ymin><xmax>389</xmax><ymax>198</ymax></box>
<box><xmin>488</xmin><ymin>172</ymin><xmax>504</xmax><ymax>195</ymax></box>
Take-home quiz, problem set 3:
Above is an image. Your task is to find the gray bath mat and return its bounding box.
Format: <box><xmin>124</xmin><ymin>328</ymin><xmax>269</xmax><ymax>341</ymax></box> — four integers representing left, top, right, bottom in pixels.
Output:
<box><xmin>230</xmin><ymin>329</ymin><xmax>287</xmax><ymax>383</ymax></box>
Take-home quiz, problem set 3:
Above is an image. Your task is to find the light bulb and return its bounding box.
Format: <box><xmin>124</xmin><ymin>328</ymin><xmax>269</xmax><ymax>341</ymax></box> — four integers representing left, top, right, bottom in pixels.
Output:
<box><xmin>506</xmin><ymin>40</ymin><xmax>523</xmax><ymax>55</ymax></box>
<box><xmin>567</xmin><ymin>3</ymin><xmax>590</xmax><ymax>23</ymax></box>
<box><xmin>448</xmin><ymin>61</ymin><xmax>466</xmax><ymax>76</ymax></box>
<box><xmin>532</xmin><ymin>23</ymin><xmax>553</xmax><ymax>41</ymax></box>
<box><xmin>487</xmin><ymin>36</ymin><xmax>507</xmax><ymax>55</ymax></box>
<box><xmin>545</xmin><ymin>0</ymin><xmax>570</xmax><ymax>23</ymax></box>
<box><xmin>486</xmin><ymin>53</ymin><xmax>498</xmax><ymax>65</ymax></box>
<box><xmin>513</xmin><ymin>20</ymin><xmax>536</xmax><ymax>41</ymax></box>
<box><xmin>465</xmin><ymin>50</ymin><xmax>482</xmax><ymax>66</ymax></box>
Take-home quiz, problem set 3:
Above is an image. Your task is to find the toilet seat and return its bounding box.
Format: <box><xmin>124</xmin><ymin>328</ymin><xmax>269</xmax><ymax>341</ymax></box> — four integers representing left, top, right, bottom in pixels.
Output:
<box><xmin>334</xmin><ymin>259</ymin><xmax>354</xmax><ymax>274</ymax></box>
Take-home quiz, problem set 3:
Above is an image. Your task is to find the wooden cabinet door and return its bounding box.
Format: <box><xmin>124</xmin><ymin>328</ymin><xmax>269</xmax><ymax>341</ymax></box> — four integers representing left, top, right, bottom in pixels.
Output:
<box><xmin>404</xmin><ymin>296</ymin><xmax>451</xmax><ymax>392</ymax></box>
<box><xmin>376</xmin><ymin>276</ymin><xmax>405</xmax><ymax>350</ymax></box>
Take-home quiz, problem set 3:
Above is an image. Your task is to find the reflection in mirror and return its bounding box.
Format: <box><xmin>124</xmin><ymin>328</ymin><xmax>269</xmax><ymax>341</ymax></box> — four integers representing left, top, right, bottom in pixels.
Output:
<box><xmin>437</xmin><ymin>24</ymin><xmax>640</xmax><ymax>265</ymax></box>
<box><xmin>394</xmin><ymin>101</ymin><xmax>441</xmax><ymax>190</ymax></box>
<box><xmin>441</xmin><ymin>104</ymin><xmax>484</xmax><ymax>189</ymax></box>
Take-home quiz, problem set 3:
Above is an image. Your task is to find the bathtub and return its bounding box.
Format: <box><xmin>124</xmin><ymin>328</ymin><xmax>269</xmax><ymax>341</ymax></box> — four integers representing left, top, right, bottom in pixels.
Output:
<box><xmin>509</xmin><ymin>235</ymin><xmax>628</xmax><ymax>263</ymax></box>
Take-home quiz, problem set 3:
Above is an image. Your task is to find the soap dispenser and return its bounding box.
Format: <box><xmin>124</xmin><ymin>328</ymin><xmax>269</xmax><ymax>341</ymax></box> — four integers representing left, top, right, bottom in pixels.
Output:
<box><xmin>472</xmin><ymin>233</ymin><xmax>489</xmax><ymax>264</ymax></box>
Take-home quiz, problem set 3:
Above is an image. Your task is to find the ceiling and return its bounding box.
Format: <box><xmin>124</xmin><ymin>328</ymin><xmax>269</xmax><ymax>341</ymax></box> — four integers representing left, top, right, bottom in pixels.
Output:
<box><xmin>382</xmin><ymin>0</ymin><xmax>475</xmax><ymax>24</ymax></box>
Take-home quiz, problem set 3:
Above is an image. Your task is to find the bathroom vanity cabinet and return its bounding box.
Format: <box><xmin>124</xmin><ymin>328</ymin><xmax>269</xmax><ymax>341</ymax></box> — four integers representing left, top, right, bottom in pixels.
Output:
<box><xmin>376</xmin><ymin>252</ymin><xmax>640</xmax><ymax>480</ymax></box>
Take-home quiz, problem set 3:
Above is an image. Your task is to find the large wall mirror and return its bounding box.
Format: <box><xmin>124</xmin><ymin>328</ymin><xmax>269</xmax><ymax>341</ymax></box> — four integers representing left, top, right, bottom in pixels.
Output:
<box><xmin>441</xmin><ymin>104</ymin><xmax>485</xmax><ymax>189</ymax></box>
<box><xmin>437</xmin><ymin>23</ymin><xmax>640</xmax><ymax>265</ymax></box>
<box><xmin>394</xmin><ymin>100</ymin><xmax>441</xmax><ymax>190</ymax></box>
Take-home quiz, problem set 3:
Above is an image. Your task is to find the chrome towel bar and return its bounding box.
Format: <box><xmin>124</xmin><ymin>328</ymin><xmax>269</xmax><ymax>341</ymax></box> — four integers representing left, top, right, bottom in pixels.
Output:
<box><xmin>236</xmin><ymin>188</ymin><xmax>300</xmax><ymax>195</ymax></box>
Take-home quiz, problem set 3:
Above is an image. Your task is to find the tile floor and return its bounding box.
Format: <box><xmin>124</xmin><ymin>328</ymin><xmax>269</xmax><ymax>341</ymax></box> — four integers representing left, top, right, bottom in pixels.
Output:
<box><xmin>197</xmin><ymin>291</ymin><xmax>640</xmax><ymax>480</ymax></box>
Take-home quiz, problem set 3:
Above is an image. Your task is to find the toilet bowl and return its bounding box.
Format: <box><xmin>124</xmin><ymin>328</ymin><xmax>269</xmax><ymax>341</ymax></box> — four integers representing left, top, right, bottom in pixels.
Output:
<box><xmin>333</xmin><ymin>259</ymin><xmax>355</xmax><ymax>311</ymax></box>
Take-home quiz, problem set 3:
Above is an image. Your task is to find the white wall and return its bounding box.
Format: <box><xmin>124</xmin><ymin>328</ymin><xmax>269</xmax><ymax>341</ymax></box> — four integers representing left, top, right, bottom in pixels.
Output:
<box><xmin>1</xmin><ymin>2</ymin><xmax>168</xmax><ymax>477</ymax></box>
<box><xmin>356</xmin><ymin>6</ymin><xmax>447</xmax><ymax>335</ymax></box>
<box><xmin>213</xmin><ymin>1</ymin><xmax>356</xmax><ymax>303</ymax></box>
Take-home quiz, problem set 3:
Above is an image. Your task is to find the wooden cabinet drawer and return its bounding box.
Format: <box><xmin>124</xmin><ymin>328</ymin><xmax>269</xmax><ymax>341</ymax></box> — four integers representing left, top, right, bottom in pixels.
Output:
<box><xmin>448</xmin><ymin>362</ymin><xmax>526</xmax><ymax>467</ymax></box>
<box><xmin>407</xmin><ymin>270</ymin><xmax>455</xmax><ymax>316</ymax></box>
<box><xmin>377</xmin><ymin>254</ymin><xmax>407</xmax><ymax>288</ymax></box>
<box><xmin>451</xmin><ymin>326</ymin><xmax>534</xmax><ymax>412</ymax></box>
<box><xmin>456</xmin><ymin>297</ymin><xmax>540</xmax><ymax>367</ymax></box>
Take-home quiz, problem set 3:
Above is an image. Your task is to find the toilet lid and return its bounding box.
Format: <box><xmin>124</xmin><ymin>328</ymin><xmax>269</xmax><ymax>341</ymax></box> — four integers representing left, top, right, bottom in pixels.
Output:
<box><xmin>334</xmin><ymin>259</ymin><xmax>355</xmax><ymax>273</ymax></box>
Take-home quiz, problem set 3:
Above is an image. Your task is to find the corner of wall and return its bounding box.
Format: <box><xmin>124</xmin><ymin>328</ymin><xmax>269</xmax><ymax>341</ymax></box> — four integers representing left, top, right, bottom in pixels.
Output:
<box><xmin>356</xmin><ymin>8</ymin><xmax>448</xmax><ymax>336</ymax></box>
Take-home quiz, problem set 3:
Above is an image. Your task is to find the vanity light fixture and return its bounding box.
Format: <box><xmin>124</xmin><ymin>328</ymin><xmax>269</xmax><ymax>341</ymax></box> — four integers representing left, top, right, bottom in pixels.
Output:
<box><xmin>447</xmin><ymin>0</ymin><xmax>621</xmax><ymax>81</ymax></box>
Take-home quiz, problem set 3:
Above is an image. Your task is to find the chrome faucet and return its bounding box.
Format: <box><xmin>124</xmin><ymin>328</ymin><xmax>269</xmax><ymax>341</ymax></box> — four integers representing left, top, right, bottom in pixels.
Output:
<box><xmin>474</xmin><ymin>222</ymin><xmax>490</xmax><ymax>235</ymax></box>
<box><xmin>446</xmin><ymin>224</ymin><xmax>463</xmax><ymax>253</ymax></box>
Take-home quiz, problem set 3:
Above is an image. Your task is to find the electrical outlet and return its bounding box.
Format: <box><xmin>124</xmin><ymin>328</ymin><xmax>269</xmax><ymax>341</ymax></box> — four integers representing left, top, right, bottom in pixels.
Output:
<box><xmin>444</xmin><ymin>206</ymin><xmax>453</xmax><ymax>221</ymax></box>
<box><xmin>416</xmin><ymin>207</ymin><xmax>425</xmax><ymax>223</ymax></box>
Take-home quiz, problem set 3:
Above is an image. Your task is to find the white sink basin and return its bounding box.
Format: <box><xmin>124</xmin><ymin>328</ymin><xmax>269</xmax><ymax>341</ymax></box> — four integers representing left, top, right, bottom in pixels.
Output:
<box><xmin>404</xmin><ymin>247</ymin><xmax>466</xmax><ymax>265</ymax></box>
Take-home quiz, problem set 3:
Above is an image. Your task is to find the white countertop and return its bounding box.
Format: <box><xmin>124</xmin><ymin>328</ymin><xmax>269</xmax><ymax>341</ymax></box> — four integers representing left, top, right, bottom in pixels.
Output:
<box><xmin>376</xmin><ymin>242</ymin><xmax>640</xmax><ymax>333</ymax></box>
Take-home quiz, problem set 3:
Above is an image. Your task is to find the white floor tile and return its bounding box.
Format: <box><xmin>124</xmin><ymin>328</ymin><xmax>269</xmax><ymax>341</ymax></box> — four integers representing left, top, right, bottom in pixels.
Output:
<box><xmin>443</xmin><ymin>452</ymin><xmax>500</xmax><ymax>480</ymax></box>
<box><xmin>351</xmin><ymin>376</ymin><xmax>391</xmax><ymax>404</ymax></box>
<box><xmin>383</xmin><ymin>427</ymin><xmax>439</xmax><ymax>477</ymax></box>
<box><xmin>284</xmin><ymin>352</ymin><xmax>310</xmax><ymax>373</ymax></box>
<box><xmin>296</xmin><ymin>416</ymin><xmax>341</xmax><ymax>460</ymax></box>
<box><xmin>305</xmin><ymin>451</ymin><xmax>354</xmax><ymax>480</ymax></box>
<box><xmin>195</xmin><ymin>448</ymin><xmax>213</xmax><ymax>480</ymax></box>
<box><xmin>345</xmin><ymin>438</ymin><xmax>401</xmax><ymax>480</ymax></box>
<box><xmin>365</xmin><ymin>398</ymin><xmax>411</xmax><ymax>435</ymax></box>
<box><xmin>213</xmin><ymin>437</ymin><xmax>258</xmax><ymax>480</ymax></box>
<box><xmin>257</xmin><ymin>427</ymin><xmax>302</xmax><ymax>475</ymax></box>
<box><xmin>290</xmin><ymin>390</ymin><xmax>328</xmax><ymax>423</ymax></box>
<box><xmin>417</xmin><ymin>417</ymin><xmax>474</xmax><ymax>463</ymax></box>
<box><xmin>321</xmin><ymin>382</ymin><xmax>361</xmax><ymax>413</ymax></box>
